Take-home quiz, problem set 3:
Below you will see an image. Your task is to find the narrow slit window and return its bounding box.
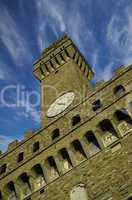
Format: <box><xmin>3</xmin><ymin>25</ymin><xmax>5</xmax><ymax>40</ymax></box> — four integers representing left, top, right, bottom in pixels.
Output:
<box><xmin>0</xmin><ymin>163</ymin><xmax>7</xmax><ymax>175</ymax></box>
<box><xmin>17</xmin><ymin>152</ymin><xmax>24</xmax><ymax>163</ymax></box>
<box><xmin>52</xmin><ymin>129</ymin><xmax>60</xmax><ymax>141</ymax></box>
<box><xmin>72</xmin><ymin>115</ymin><xmax>81</xmax><ymax>126</ymax></box>
<box><xmin>33</xmin><ymin>141</ymin><xmax>40</xmax><ymax>152</ymax></box>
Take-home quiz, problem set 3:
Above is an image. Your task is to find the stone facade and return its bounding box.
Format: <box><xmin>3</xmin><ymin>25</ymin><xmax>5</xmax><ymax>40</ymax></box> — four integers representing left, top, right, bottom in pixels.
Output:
<box><xmin>0</xmin><ymin>36</ymin><xmax>132</xmax><ymax>200</ymax></box>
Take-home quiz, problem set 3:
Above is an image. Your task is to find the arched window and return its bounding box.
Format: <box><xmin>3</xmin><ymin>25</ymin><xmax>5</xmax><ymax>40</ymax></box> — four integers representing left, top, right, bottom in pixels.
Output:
<box><xmin>51</xmin><ymin>129</ymin><xmax>60</xmax><ymax>141</ymax></box>
<box><xmin>31</xmin><ymin>164</ymin><xmax>45</xmax><ymax>191</ymax></box>
<box><xmin>59</xmin><ymin>148</ymin><xmax>72</xmax><ymax>173</ymax></box>
<box><xmin>46</xmin><ymin>156</ymin><xmax>59</xmax><ymax>181</ymax></box>
<box><xmin>71</xmin><ymin>140</ymin><xmax>87</xmax><ymax>164</ymax></box>
<box><xmin>114</xmin><ymin>109</ymin><xmax>132</xmax><ymax>124</ymax></box>
<box><xmin>85</xmin><ymin>131</ymin><xmax>100</xmax><ymax>155</ymax></box>
<box><xmin>0</xmin><ymin>163</ymin><xmax>7</xmax><ymax>175</ymax></box>
<box><xmin>98</xmin><ymin>119</ymin><xmax>118</xmax><ymax>147</ymax></box>
<box><xmin>113</xmin><ymin>85</ymin><xmax>125</xmax><ymax>97</ymax></box>
<box><xmin>70</xmin><ymin>184</ymin><xmax>88</xmax><ymax>200</ymax></box>
<box><xmin>72</xmin><ymin>115</ymin><xmax>81</xmax><ymax>126</ymax></box>
<box><xmin>5</xmin><ymin>181</ymin><xmax>17</xmax><ymax>199</ymax></box>
<box><xmin>18</xmin><ymin>173</ymin><xmax>31</xmax><ymax>198</ymax></box>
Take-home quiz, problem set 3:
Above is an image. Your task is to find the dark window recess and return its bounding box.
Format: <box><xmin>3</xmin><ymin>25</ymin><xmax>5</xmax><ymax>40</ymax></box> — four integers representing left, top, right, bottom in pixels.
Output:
<box><xmin>85</xmin><ymin>131</ymin><xmax>100</xmax><ymax>148</ymax></box>
<box><xmin>92</xmin><ymin>99</ymin><xmax>102</xmax><ymax>111</ymax></box>
<box><xmin>72</xmin><ymin>115</ymin><xmax>81</xmax><ymax>126</ymax></box>
<box><xmin>0</xmin><ymin>164</ymin><xmax>7</xmax><ymax>175</ymax></box>
<box><xmin>113</xmin><ymin>85</ymin><xmax>125</xmax><ymax>97</ymax></box>
<box><xmin>127</xmin><ymin>197</ymin><xmax>132</xmax><ymax>200</ymax></box>
<box><xmin>17</xmin><ymin>152</ymin><xmax>24</xmax><ymax>163</ymax></box>
<box><xmin>52</xmin><ymin>129</ymin><xmax>60</xmax><ymax>140</ymax></box>
<box><xmin>114</xmin><ymin>109</ymin><xmax>132</xmax><ymax>124</ymax></box>
<box><xmin>40</xmin><ymin>189</ymin><xmax>45</xmax><ymax>194</ymax></box>
<box><xmin>25</xmin><ymin>197</ymin><xmax>31</xmax><ymax>200</ymax></box>
<box><xmin>0</xmin><ymin>191</ymin><xmax>2</xmax><ymax>200</ymax></box>
<box><xmin>7</xmin><ymin>181</ymin><xmax>16</xmax><ymax>192</ymax></box>
<box><xmin>33</xmin><ymin>141</ymin><xmax>40</xmax><ymax>152</ymax></box>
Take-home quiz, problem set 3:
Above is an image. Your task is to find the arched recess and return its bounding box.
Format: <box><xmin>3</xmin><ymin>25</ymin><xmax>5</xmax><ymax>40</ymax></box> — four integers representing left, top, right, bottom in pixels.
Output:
<box><xmin>71</xmin><ymin>140</ymin><xmax>87</xmax><ymax>164</ymax></box>
<box><xmin>114</xmin><ymin>108</ymin><xmax>132</xmax><ymax>136</ymax></box>
<box><xmin>58</xmin><ymin>148</ymin><xmax>72</xmax><ymax>173</ymax></box>
<box><xmin>31</xmin><ymin>164</ymin><xmax>46</xmax><ymax>191</ymax></box>
<box><xmin>45</xmin><ymin>156</ymin><xmax>59</xmax><ymax>181</ymax></box>
<box><xmin>98</xmin><ymin>119</ymin><xmax>118</xmax><ymax>147</ymax></box>
<box><xmin>3</xmin><ymin>181</ymin><xmax>17</xmax><ymax>200</ymax></box>
<box><xmin>85</xmin><ymin>131</ymin><xmax>101</xmax><ymax>156</ymax></box>
<box><xmin>114</xmin><ymin>109</ymin><xmax>132</xmax><ymax>124</ymax></box>
<box><xmin>70</xmin><ymin>184</ymin><xmax>88</xmax><ymax>200</ymax></box>
<box><xmin>17</xmin><ymin>172</ymin><xmax>32</xmax><ymax>199</ymax></box>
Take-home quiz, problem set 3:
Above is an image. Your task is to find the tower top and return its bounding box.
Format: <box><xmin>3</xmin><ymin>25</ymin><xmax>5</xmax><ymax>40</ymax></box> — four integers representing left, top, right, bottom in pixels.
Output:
<box><xmin>33</xmin><ymin>35</ymin><xmax>94</xmax><ymax>81</ymax></box>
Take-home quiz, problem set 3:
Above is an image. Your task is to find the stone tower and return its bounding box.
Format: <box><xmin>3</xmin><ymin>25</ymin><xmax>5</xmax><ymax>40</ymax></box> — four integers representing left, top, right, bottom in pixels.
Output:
<box><xmin>0</xmin><ymin>36</ymin><xmax>132</xmax><ymax>200</ymax></box>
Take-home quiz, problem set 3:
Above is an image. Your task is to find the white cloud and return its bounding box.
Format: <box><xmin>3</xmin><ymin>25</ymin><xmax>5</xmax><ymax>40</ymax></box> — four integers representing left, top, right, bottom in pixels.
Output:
<box><xmin>36</xmin><ymin>0</ymin><xmax>95</xmax><ymax>53</ymax></box>
<box><xmin>0</xmin><ymin>4</ymin><xmax>32</xmax><ymax>66</ymax></box>
<box><xmin>106</xmin><ymin>5</ymin><xmax>132</xmax><ymax>65</ymax></box>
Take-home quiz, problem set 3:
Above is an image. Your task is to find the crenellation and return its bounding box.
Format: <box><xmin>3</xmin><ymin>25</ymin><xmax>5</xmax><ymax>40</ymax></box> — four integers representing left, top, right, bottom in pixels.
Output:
<box><xmin>8</xmin><ymin>140</ymin><xmax>19</xmax><ymax>151</ymax></box>
<box><xmin>24</xmin><ymin>130</ymin><xmax>34</xmax><ymax>140</ymax></box>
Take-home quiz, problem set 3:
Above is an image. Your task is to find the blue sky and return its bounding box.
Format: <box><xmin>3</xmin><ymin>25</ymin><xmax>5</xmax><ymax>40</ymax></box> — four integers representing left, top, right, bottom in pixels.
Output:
<box><xmin>0</xmin><ymin>0</ymin><xmax>132</xmax><ymax>152</ymax></box>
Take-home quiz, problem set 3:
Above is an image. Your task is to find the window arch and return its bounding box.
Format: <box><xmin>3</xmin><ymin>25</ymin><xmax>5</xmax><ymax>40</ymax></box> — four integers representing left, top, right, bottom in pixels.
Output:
<box><xmin>59</xmin><ymin>148</ymin><xmax>72</xmax><ymax>172</ymax></box>
<box><xmin>70</xmin><ymin>184</ymin><xmax>88</xmax><ymax>200</ymax></box>
<box><xmin>31</xmin><ymin>164</ymin><xmax>45</xmax><ymax>191</ymax></box>
<box><xmin>98</xmin><ymin>119</ymin><xmax>118</xmax><ymax>147</ymax></box>
<box><xmin>71</xmin><ymin>140</ymin><xmax>87</xmax><ymax>164</ymax></box>
<box><xmin>113</xmin><ymin>85</ymin><xmax>125</xmax><ymax>97</ymax></box>
<box><xmin>51</xmin><ymin>129</ymin><xmax>60</xmax><ymax>141</ymax></box>
<box><xmin>5</xmin><ymin>181</ymin><xmax>17</xmax><ymax>199</ymax></box>
<box><xmin>85</xmin><ymin>131</ymin><xmax>100</xmax><ymax>155</ymax></box>
<box><xmin>17</xmin><ymin>172</ymin><xmax>31</xmax><ymax>198</ymax></box>
<box><xmin>72</xmin><ymin>115</ymin><xmax>81</xmax><ymax>126</ymax></box>
<box><xmin>46</xmin><ymin>156</ymin><xmax>59</xmax><ymax>181</ymax></box>
<box><xmin>114</xmin><ymin>109</ymin><xmax>132</xmax><ymax>124</ymax></box>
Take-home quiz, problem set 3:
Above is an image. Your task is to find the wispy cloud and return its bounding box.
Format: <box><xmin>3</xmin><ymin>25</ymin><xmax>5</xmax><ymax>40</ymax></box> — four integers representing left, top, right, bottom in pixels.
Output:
<box><xmin>106</xmin><ymin>5</ymin><xmax>132</xmax><ymax>65</ymax></box>
<box><xmin>0</xmin><ymin>4</ymin><xmax>32</xmax><ymax>66</ymax></box>
<box><xmin>36</xmin><ymin>0</ymin><xmax>95</xmax><ymax>54</ymax></box>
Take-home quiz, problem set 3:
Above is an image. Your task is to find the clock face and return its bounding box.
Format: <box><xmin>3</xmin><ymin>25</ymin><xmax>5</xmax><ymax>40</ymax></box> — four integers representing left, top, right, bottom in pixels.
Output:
<box><xmin>47</xmin><ymin>92</ymin><xmax>75</xmax><ymax>117</ymax></box>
